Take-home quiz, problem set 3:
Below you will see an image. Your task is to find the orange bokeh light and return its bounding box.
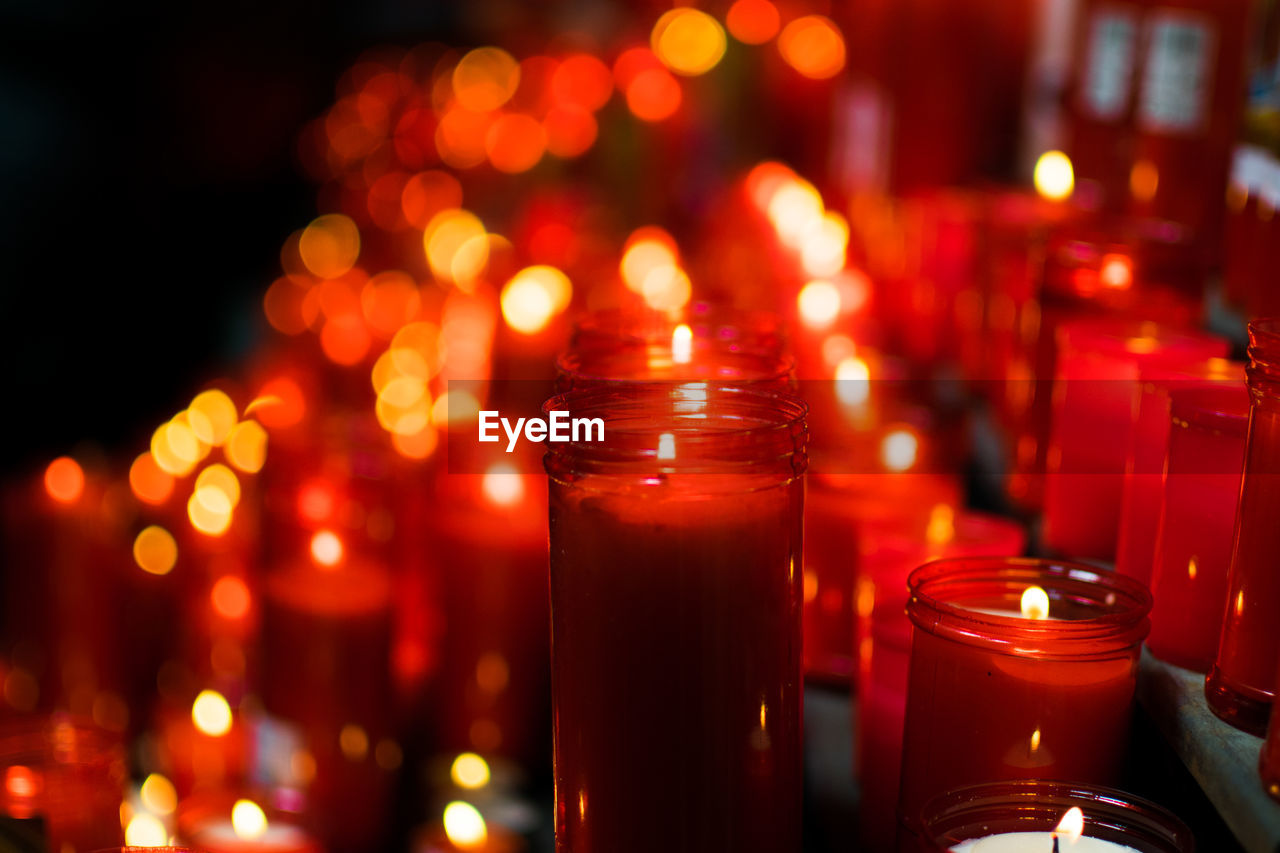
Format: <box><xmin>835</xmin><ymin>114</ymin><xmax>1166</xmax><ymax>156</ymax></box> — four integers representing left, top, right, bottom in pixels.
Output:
<box><xmin>44</xmin><ymin>457</ymin><xmax>84</xmax><ymax>504</ymax></box>
<box><xmin>551</xmin><ymin>54</ymin><xmax>613</xmax><ymax>111</ymax></box>
<box><xmin>297</xmin><ymin>481</ymin><xmax>336</xmax><ymax>523</ymax></box>
<box><xmin>727</xmin><ymin>0</ymin><xmax>781</xmax><ymax>44</ymax></box>
<box><xmin>298</xmin><ymin>214</ymin><xmax>361</xmax><ymax>279</ymax></box>
<box><xmin>543</xmin><ymin>105</ymin><xmax>598</xmax><ymax>158</ymax></box>
<box><xmin>264</xmin><ymin>276</ymin><xmax>313</xmax><ymax>336</ymax></box>
<box><xmin>361</xmin><ymin>271</ymin><xmax>422</xmax><ymax>338</ymax></box>
<box><xmin>311</xmin><ymin>529</ymin><xmax>345</xmax><ymax>567</ymax></box>
<box><xmin>401</xmin><ymin>170</ymin><xmax>464</xmax><ymax>231</ymax></box>
<box><xmin>453</xmin><ymin>47</ymin><xmax>521</xmax><ymax>112</ymax></box>
<box><xmin>626</xmin><ymin>67</ymin><xmax>682</xmax><ymax>122</ymax></box>
<box><xmin>436</xmin><ymin>107</ymin><xmax>494</xmax><ymax>170</ymax></box>
<box><xmin>485</xmin><ymin>113</ymin><xmax>547</xmax><ymax>174</ymax></box>
<box><xmin>251</xmin><ymin>376</ymin><xmax>306</xmax><ymax>430</ymax></box>
<box><xmin>321</xmin><ymin>314</ymin><xmax>373</xmax><ymax>366</ymax></box>
<box><xmin>211</xmin><ymin>575</ymin><xmax>251</xmax><ymax>620</ymax></box>
<box><xmin>129</xmin><ymin>453</ymin><xmax>175</xmax><ymax>505</ymax></box>
<box><xmin>651</xmin><ymin>8</ymin><xmax>727</xmax><ymax>76</ymax></box>
<box><xmin>613</xmin><ymin>46</ymin><xmax>663</xmax><ymax>89</ymax></box>
<box><xmin>777</xmin><ymin>15</ymin><xmax>846</xmax><ymax>79</ymax></box>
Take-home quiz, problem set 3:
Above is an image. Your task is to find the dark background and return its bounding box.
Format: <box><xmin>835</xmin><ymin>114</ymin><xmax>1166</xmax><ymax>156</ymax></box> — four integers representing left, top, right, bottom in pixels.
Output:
<box><xmin>0</xmin><ymin>1</ymin><xmax>459</xmax><ymax>474</ymax></box>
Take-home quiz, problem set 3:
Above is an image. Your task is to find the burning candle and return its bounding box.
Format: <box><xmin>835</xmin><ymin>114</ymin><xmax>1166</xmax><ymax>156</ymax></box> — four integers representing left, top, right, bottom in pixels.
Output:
<box><xmin>910</xmin><ymin>780</ymin><xmax>1192</xmax><ymax>852</ymax></box>
<box><xmin>1114</xmin><ymin>358</ymin><xmax>1243</xmax><ymax>585</ymax></box>
<box><xmin>544</xmin><ymin>383</ymin><xmax>806</xmax><ymax>852</ymax></box>
<box><xmin>1145</xmin><ymin>386</ymin><xmax>1249</xmax><ymax>673</ymax></box>
<box><xmin>897</xmin><ymin>558</ymin><xmax>1151</xmax><ymax>834</ymax></box>
<box><xmin>177</xmin><ymin>793</ymin><xmax>322</xmax><ymax>853</ymax></box>
<box><xmin>854</xmin><ymin>511</ymin><xmax>1026</xmax><ymax>852</ymax></box>
<box><xmin>1207</xmin><ymin>319</ymin><xmax>1280</xmax><ymax>734</ymax></box>
<box><xmin>1043</xmin><ymin>318</ymin><xmax>1227</xmax><ymax>560</ymax></box>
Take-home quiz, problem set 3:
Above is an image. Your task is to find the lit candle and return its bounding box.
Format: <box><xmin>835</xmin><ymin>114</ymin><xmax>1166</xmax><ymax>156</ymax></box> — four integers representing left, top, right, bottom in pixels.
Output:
<box><xmin>898</xmin><ymin>558</ymin><xmax>1151</xmax><ymax>831</ymax></box>
<box><xmin>544</xmin><ymin>384</ymin><xmax>806</xmax><ymax>852</ymax></box>
<box><xmin>178</xmin><ymin>794</ymin><xmax>322</xmax><ymax>853</ymax></box>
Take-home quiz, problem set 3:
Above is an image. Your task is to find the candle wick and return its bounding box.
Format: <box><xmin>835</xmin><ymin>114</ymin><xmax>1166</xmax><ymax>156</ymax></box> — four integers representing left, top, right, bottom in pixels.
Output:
<box><xmin>1052</xmin><ymin>834</ymin><xmax>1060</xmax><ymax>853</ymax></box>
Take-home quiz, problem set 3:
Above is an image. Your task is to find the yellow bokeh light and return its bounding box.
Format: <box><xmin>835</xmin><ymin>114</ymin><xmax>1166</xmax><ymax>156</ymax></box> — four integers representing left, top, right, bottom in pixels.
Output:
<box><xmin>389</xmin><ymin>322</ymin><xmax>445</xmax><ymax>379</ymax></box>
<box><xmin>1033</xmin><ymin>150</ymin><xmax>1075</xmax><ymax>202</ymax></box>
<box><xmin>188</xmin><ymin>390</ymin><xmax>237</xmax><ymax>446</ymax></box>
<box><xmin>188</xmin><ymin>487</ymin><xmax>233</xmax><ymax>537</ymax></box>
<box><xmin>880</xmin><ymin>428</ymin><xmax>920</xmax><ymax>473</ymax></box>
<box><xmin>620</xmin><ymin>232</ymin><xmax>678</xmax><ymax>294</ymax></box>
<box><xmin>501</xmin><ymin>265</ymin><xmax>572</xmax><ymax>335</ymax></box>
<box><xmin>299</xmin><ymin>214</ymin><xmax>360</xmax><ymax>279</ymax></box>
<box><xmin>641</xmin><ymin>265</ymin><xmax>692</xmax><ymax>314</ymax></box>
<box><xmin>443</xmin><ymin>801</ymin><xmax>487</xmax><ymax>848</ymax></box>
<box><xmin>231</xmin><ymin>799</ymin><xmax>268</xmax><ymax>841</ymax></box>
<box><xmin>225</xmin><ymin>421</ymin><xmax>268</xmax><ymax>474</ymax></box>
<box><xmin>450</xmin><ymin>753</ymin><xmax>491</xmax><ymax>790</ymax></box>
<box><xmin>431</xmin><ymin>389</ymin><xmax>482</xmax><ymax>427</ymax></box>
<box><xmin>192</xmin><ymin>689</ymin><xmax>233</xmax><ymax>737</ymax></box>
<box><xmin>133</xmin><ymin>526</ymin><xmax>178</xmax><ymax>576</ymax></box>
<box><xmin>453</xmin><ymin>48</ymin><xmax>521</xmax><ymax>112</ymax></box>
<box><xmin>797</xmin><ymin>280</ymin><xmax>841</xmax><ymax>327</ymax></box>
<box><xmin>767</xmin><ymin>179</ymin><xmax>825</xmax><ymax>247</ymax></box>
<box><xmin>150</xmin><ymin>421</ymin><xmax>200</xmax><ymax>478</ymax></box>
<box><xmin>834</xmin><ymin>356</ymin><xmax>871</xmax><ymax>407</ymax></box>
<box><xmin>124</xmin><ymin>812</ymin><xmax>168</xmax><ymax>847</ymax></box>
<box><xmin>777</xmin><ymin>15</ymin><xmax>846</xmax><ymax>79</ymax></box>
<box><xmin>652</xmin><ymin>8</ymin><xmax>727</xmax><ymax>77</ymax></box>
<box><xmin>482</xmin><ymin>464</ymin><xmax>525</xmax><ymax>507</ymax></box>
<box><xmin>800</xmin><ymin>212</ymin><xmax>849</xmax><ymax>277</ymax></box>
<box><xmin>424</xmin><ymin>209</ymin><xmax>487</xmax><ymax>286</ymax></box>
<box><xmin>195</xmin><ymin>464</ymin><xmax>241</xmax><ymax>509</ymax></box>
<box><xmin>139</xmin><ymin>773</ymin><xmax>177</xmax><ymax>816</ymax></box>
<box><xmin>391</xmin><ymin>424</ymin><xmax>440</xmax><ymax>460</ymax></box>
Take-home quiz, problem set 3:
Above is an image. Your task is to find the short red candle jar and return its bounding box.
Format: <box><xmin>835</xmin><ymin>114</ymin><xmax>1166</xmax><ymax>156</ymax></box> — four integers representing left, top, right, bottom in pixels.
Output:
<box><xmin>544</xmin><ymin>383</ymin><xmax>806</xmax><ymax>853</ymax></box>
<box><xmin>897</xmin><ymin>558</ymin><xmax>1151</xmax><ymax>838</ymax></box>
<box><xmin>1146</xmin><ymin>386</ymin><xmax>1249</xmax><ymax>673</ymax></box>
<box><xmin>1207</xmin><ymin>319</ymin><xmax>1280</xmax><ymax>734</ymax></box>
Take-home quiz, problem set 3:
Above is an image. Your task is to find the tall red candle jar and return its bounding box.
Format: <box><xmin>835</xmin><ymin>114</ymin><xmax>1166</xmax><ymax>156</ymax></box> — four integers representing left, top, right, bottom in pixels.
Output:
<box><xmin>1207</xmin><ymin>320</ymin><xmax>1280</xmax><ymax>735</ymax></box>
<box><xmin>855</xmin><ymin>513</ymin><xmax>1026</xmax><ymax>853</ymax></box>
<box><xmin>907</xmin><ymin>780</ymin><xmax>1194</xmax><ymax>852</ymax></box>
<box><xmin>804</xmin><ymin>473</ymin><xmax>962</xmax><ymax>686</ymax></box>
<box><xmin>1146</xmin><ymin>386</ymin><xmax>1249</xmax><ymax>672</ymax></box>
<box><xmin>1114</xmin><ymin>358</ymin><xmax>1243</xmax><ymax>585</ymax></box>
<box><xmin>0</xmin><ymin>715</ymin><xmax>127</xmax><ymax>852</ymax></box>
<box><xmin>897</xmin><ymin>558</ymin><xmax>1151</xmax><ymax>840</ymax></box>
<box><xmin>1261</xmin><ymin>659</ymin><xmax>1280</xmax><ymax>800</ymax></box>
<box><xmin>1043</xmin><ymin>318</ymin><xmax>1227</xmax><ymax>560</ymax></box>
<box><xmin>544</xmin><ymin>384</ymin><xmax>806</xmax><ymax>853</ymax></box>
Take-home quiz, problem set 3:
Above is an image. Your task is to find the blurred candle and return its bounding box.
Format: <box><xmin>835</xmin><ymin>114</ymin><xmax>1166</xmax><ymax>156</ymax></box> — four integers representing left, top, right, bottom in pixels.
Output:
<box><xmin>1043</xmin><ymin>319</ymin><xmax>1227</xmax><ymax>560</ymax></box>
<box><xmin>897</xmin><ymin>558</ymin><xmax>1151</xmax><ymax>837</ymax></box>
<box><xmin>544</xmin><ymin>384</ymin><xmax>806</xmax><ymax>852</ymax></box>
<box><xmin>1146</xmin><ymin>386</ymin><xmax>1249</xmax><ymax>672</ymax></box>
<box><xmin>177</xmin><ymin>793</ymin><xmax>322</xmax><ymax>853</ymax></box>
<box><xmin>1207</xmin><ymin>320</ymin><xmax>1280</xmax><ymax>734</ymax></box>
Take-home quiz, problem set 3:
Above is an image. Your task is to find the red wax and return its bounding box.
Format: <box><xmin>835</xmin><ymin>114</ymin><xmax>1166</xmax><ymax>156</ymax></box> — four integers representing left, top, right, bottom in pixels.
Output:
<box><xmin>803</xmin><ymin>473</ymin><xmax>962</xmax><ymax>685</ymax></box>
<box><xmin>1146</xmin><ymin>386</ymin><xmax>1249</xmax><ymax>672</ymax></box>
<box><xmin>1114</xmin><ymin>359</ymin><xmax>1243</xmax><ymax>584</ymax></box>
<box><xmin>853</xmin><ymin>514</ymin><xmax>1026</xmax><ymax>853</ymax></box>
<box><xmin>0</xmin><ymin>716</ymin><xmax>127</xmax><ymax>852</ymax></box>
<box><xmin>1207</xmin><ymin>321</ymin><xmax>1280</xmax><ymax>734</ymax></box>
<box><xmin>545</xmin><ymin>385</ymin><xmax>806</xmax><ymax>852</ymax></box>
<box><xmin>1043</xmin><ymin>318</ymin><xmax>1227</xmax><ymax>560</ymax></box>
<box><xmin>897</xmin><ymin>558</ymin><xmax>1150</xmax><ymax>838</ymax></box>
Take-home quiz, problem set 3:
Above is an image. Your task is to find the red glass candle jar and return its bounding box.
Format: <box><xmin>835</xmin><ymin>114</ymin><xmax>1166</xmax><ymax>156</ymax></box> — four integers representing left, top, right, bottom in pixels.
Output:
<box><xmin>804</xmin><ymin>473</ymin><xmax>962</xmax><ymax>686</ymax></box>
<box><xmin>855</xmin><ymin>513</ymin><xmax>1026</xmax><ymax>853</ymax></box>
<box><xmin>908</xmin><ymin>780</ymin><xmax>1194</xmax><ymax>852</ymax></box>
<box><xmin>1207</xmin><ymin>320</ymin><xmax>1280</xmax><ymax>734</ymax></box>
<box><xmin>176</xmin><ymin>791</ymin><xmax>322</xmax><ymax>853</ymax></box>
<box><xmin>1115</xmin><ymin>358</ymin><xmax>1243</xmax><ymax>585</ymax></box>
<box><xmin>1043</xmin><ymin>318</ymin><xmax>1227</xmax><ymax>560</ymax></box>
<box><xmin>1146</xmin><ymin>386</ymin><xmax>1249</xmax><ymax>672</ymax></box>
<box><xmin>0</xmin><ymin>715</ymin><xmax>127</xmax><ymax>852</ymax></box>
<box><xmin>897</xmin><ymin>558</ymin><xmax>1151</xmax><ymax>838</ymax></box>
<box><xmin>544</xmin><ymin>384</ymin><xmax>806</xmax><ymax>853</ymax></box>
<box><xmin>1261</xmin><ymin>660</ymin><xmax>1280</xmax><ymax>801</ymax></box>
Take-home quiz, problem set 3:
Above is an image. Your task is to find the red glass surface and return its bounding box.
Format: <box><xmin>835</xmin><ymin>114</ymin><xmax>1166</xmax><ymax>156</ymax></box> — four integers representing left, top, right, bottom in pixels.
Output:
<box><xmin>1043</xmin><ymin>318</ymin><xmax>1227</xmax><ymax>559</ymax></box>
<box><xmin>1208</xmin><ymin>320</ymin><xmax>1280</xmax><ymax>734</ymax></box>
<box><xmin>1146</xmin><ymin>386</ymin><xmax>1249</xmax><ymax>672</ymax></box>
<box><xmin>897</xmin><ymin>558</ymin><xmax>1151</xmax><ymax>839</ymax></box>
<box><xmin>855</xmin><ymin>514</ymin><xmax>1026</xmax><ymax>853</ymax></box>
<box><xmin>544</xmin><ymin>384</ymin><xmax>806</xmax><ymax>853</ymax></box>
<box><xmin>1115</xmin><ymin>359</ymin><xmax>1244</xmax><ymax>584</ymax></box>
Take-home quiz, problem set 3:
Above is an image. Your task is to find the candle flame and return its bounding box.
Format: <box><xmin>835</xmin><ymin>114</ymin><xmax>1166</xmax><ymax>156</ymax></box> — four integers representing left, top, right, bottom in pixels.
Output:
<box><xmin>834</xmin><ymin>356</ymin><xmax>870</xmax><ymax>407</ymax></box>
<box><xmin>443</xmin><ymin>801</ymin><xmax>487</xmax><ymax>848</ymax></box>
<box><xmin>451</xmin><ymin>753</ymin><xmax>491</xmax><ymax>790</ymax></box>
<box><xmin>1021</xmin><ymin>586</ymin><xmax>1050</xmax><ymax>620</ymax></box>
<box><xmin>657</xmin><ymin>432</ymin><xmax>676</xmax><ymax>460</ymax></box>
<box><xmin>925</xmin><ymin>504</ymin><xmax>955</xmax><ymax>546</ymax></box>
<box><xmin>1034</xmin><ymin>150</ymin><xmax>1074</xmax><ymax>202</ymax></box>
<box><xmin>671</xmin><ymin>324</ymin><xmax>693</xmax><ymax>364</ymax></box>
<box><xmin>191</xmin><ymin>689</ymin><xmax>233</xmax><ymax>737</ymax></box>
<box><xmin>1055</xmin><ymin>806</ymin><xmax>1084</xmax><ymax>843</ymax></box>
<box><xmin>482</xmin><ymin>463</ymin><xmax>525</xmax><ymax>507</ymax></box>
<box><xmin>231</xmin><ymin>799</ymin><xmax>268</xmax><ymax>841</ymax></box>
<box><xmin>310</xmin><ymin>529</ymin><xmax>344</xmax><ymax>568</ymax></box>
<box><xmin>880</xmin><ymin>428</ymin><xmax>918</xmax><ymax>473</ymax></box>
<box><xmin>797</xmin><ymin>279</ymin><xmax>841</xmax><ymax>327</ymax></box>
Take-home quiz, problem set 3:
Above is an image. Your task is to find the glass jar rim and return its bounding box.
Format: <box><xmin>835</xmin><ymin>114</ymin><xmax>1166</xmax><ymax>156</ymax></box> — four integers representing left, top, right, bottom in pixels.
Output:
<box><xmin>1248</xmin><ymin>319</ymin><xmax>1280</xmax><ymax>390</ymax></box>
<box><xmin>907</xmin><ymin>557</ymin><xmax>1151</xmax><ymax>658</ymax></box>
<box><xmin>554</xmin><ymin>344</ymin><xmax>795</xmax><ymax>386</ymax></box>
<box><xmin>911</xmin><ymin>779</ymin><xmax>1194</xmax><ymax>852</ymax></box>
<box><xmin>542</xmin><ymin>382</ymin><xmax>807</xmax><ymax>477</ymax></box>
